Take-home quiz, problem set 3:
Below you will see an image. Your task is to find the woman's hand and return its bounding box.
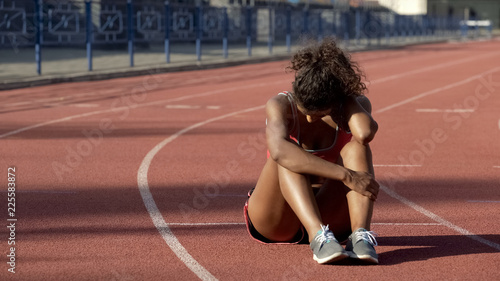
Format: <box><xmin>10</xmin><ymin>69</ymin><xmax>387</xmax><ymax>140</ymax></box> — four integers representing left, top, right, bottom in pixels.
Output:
<box><xmin>343</xmin><ymin>169</ymin><xmax>380</xmax><ymax>201</ymax></box>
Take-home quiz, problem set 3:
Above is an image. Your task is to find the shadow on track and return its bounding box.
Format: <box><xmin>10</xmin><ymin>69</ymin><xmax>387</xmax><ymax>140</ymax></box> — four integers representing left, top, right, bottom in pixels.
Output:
<box><xmin>378</xmin><ymin>235</ymin><xmax>500</xmax><ymax>265</ymax></box>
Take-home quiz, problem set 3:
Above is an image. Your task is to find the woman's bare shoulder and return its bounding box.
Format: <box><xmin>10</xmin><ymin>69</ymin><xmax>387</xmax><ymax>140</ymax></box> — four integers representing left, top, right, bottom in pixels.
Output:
<box><xmin>266</xmin><ymin>93</ymin><xmax>292</xmax><ymax>113</ymax></box>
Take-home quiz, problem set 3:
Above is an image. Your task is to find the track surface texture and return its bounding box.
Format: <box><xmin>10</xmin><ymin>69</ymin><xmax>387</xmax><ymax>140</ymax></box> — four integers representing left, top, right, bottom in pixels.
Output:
<box><xmin>1</xmin><ymin>40</ymin><xmax>500</xmax><ymax>280</ymax></box>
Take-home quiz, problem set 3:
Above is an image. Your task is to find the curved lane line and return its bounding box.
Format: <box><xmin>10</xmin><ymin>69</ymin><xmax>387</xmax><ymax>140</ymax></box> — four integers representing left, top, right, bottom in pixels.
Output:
<box><xmin>137</xmin><ymin>105</ymin><xmax>265</xmax><ymax>281</ymax></box>
<box><xmin>2</xmin><ymin>48</ymin><xmax>499</xmax><ymax>277</ymax></box>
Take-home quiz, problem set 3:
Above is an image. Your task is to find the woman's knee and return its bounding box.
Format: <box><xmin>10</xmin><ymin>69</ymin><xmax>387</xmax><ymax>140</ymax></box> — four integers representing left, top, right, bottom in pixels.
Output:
<box><xmin>340</xmin><ymin>140</ymin><xmax>370</xmax><ymax>161</ymax></box>
<box><xmin>340</xmin><ymin>141</ymin><xmax>373</xmax><ymax>174</ymax></box>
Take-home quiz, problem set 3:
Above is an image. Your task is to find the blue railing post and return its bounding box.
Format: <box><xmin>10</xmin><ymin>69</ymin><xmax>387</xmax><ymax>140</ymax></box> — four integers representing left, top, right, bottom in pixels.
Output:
<box><xmin>223</xmin><ymin>7</ymin><xmax>228</xmax><ymax>59</ymax></box>
<box><xmin>409</xmin><ymin>16</ymin><xmax>414</xmax><ymax>38</ymax></box>
<box><xmin>165</xmin><ymin>1</ymin><xmax>170</xmax><ymax>63</ymax></box>
<box><xmin>439</xmin><ymin>17</ymin><xmax>444</xmax><ymax>37</ymax></box>
<box><xmin>127</xmin><ymin>0</ymin><xmax>134</xmax><ymax>67</ymax></box>
<box><xmin>318</xmin><ymin>11</ymin><xmax>323</xmax><ymax>41</ymax></box>
<box><xmin>422</xmin><ymin>15</ymin><xmax>428</xmax><ymax>38</ymax></box>
<box><xmin>246</xmin><ymin>6</ymin><xmax>252</xmax><ymax>57</ymax></box>
<box><xmin>286</xmin><ymin>7</ymin><xmax>291</xmax><ymax>53</ymax></box>
<box><xmin>384</xmin><ymin>14</ymin><xmax>390</xmax><ymax>45</ymax></box>
<box><xmin>394</xmin><ymin>14</ymin><xmax>399</xmax><ymax>39</ymax></box>
<box><xmin>303</xmin><ymin>8</ymin><xmax>308</xmax><ymax>35</ymax></box>
<box><xmin>398</xmin><ymin>15</ymin><xmax>403</xmax><ymax>38</ymax></box>
<box><xmin>374</xmin><ymin>14</ymin><xmax>381</xmax><ymax>46</ymax></box>
<box><xmin>85</xmin><ymin>0</ymin><xmax>93</xmax><ymax>71</ymax></box>
<box><xmin>196</xmin><ymin>5</ymin><xmax>202</xmax><ymax>61</ymax></box>
<box><xmin>268</xmin><ymin>6</ymin><xmax>273</xmax><ymax>55</ymax></box>
<box><xmin>404</xmin><ymin>16</ymin><xmax>411</xmax><ymax>40</ymax></box>
<box><xmin>460</xmin><ymin>20</ymin><xmax>468</xmax><ymax>39</ymax></box>
<box><xmin>474</xmin><ymin>20</ymin><xmax>479</xmax><ymax>38</ymax></box>
<box><xmin>402</xmin><ymin>16</ymin><xmax>408</xmax><ymax>39</ymax></box>
<box><xmin>34</xmin><ymin>0</ymin><xmax>42</xmax><ymax>75</ymax></box>
<box><xmin>419</xmin><ymin>15</ymin><xmax>424</xmax><ymax>39</ymax></box>
<box><xmin>355</xmin><ymin>8</ymin><xmax>360</xmax><ymax>46</ymax></box>
<box><xmin>332</xmin><ymin>10</ymin><xmax>337</xmax><ymax>39</ymax></box>
<box><xmin>435</xmin><ymin>16</ymin><xmax>440</xmax><ymax>37</ymax></box>
<box><xmin>430</xmin><ymin>16</ymin><xmax>435</xmax><ymax>37</ymax></box>
<box><xmin>429</xmin><ymin>16</ymin><xmax>434</xmax><ymax>37</ymax></box>
<box><xmin>343</xmin><ymin>11</ymin><xmax>349</xmax><ymax>46</ymax></box>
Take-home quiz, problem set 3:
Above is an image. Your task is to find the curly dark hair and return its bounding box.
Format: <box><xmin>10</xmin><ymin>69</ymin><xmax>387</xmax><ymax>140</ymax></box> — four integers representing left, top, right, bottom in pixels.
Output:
<box><xmin>289</xmin><ymin>37</ymin><xmax>367</xmax><ymax>125</ymax></box>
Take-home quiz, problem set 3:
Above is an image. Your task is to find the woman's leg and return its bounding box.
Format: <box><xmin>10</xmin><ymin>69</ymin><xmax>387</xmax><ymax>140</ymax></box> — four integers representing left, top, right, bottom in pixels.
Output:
<box><xmin>248</xmin><ymin>157</ymin><xmax>349</xmax><ymax>263</ymax></box>
<box><xmin>247</xmin><ymin>158</ymin><xmax>303</xmax><ymax>242</ymax></box>
<box><xmin>315</xmin><ymin>180</ymin><xmax>351</xmax><ymax>242</ymax></box>
<box><xmin>339</xmin><ymin>140</ymin><xmax>379</xmax><ymax>263</ymax></box>
<box><xmin>277</xmin><ymin>164</ymin><xmax>323</xmax><ymax>241</ymax></box>
<box><xmin>247</xmin><ymin>156</ymin><xmax>329</xmax><ymax>242</ymax></box>
<box><xmin>339</xmin><ymin>94</ymin><xmax>376</xmax><ymax>231</ymax></box>
<box><xmin>314</xmin><ymin>141</ymin><xmax>375</xmax><ymax>243</ymax></box>
<box><xmin>340</xmin><ymin>140</ymin><xmax>375</xmax><ymax>231</ymax></box>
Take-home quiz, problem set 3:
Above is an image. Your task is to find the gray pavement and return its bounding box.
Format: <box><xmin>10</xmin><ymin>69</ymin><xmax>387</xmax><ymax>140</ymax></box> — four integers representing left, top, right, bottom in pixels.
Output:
<box><xmin>0</xmin><ymin>42</ymin><xmax>295</xmax><ymax>90</ymax></box>
<box><xmin>0</xmin><ymin>34</ymin><xmax>492</xmax><ymax>91</ymax></box>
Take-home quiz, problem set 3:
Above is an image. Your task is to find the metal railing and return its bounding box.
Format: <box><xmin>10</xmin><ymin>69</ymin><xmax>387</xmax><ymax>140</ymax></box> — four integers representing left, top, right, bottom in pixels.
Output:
<box><xmin>1</xmin><ymin>0</ymin><xmax>491</xmax><ymax>75</ymax></box>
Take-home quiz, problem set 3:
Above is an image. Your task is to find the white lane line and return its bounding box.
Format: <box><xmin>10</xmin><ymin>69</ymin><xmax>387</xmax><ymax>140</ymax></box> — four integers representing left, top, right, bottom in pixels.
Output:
<box><xmin>0</xmin><ymin>81</ymin><xmax>282</xmax><ymax>139</ymax></box>
<box><xmin>415</xmin><ymin>108</ymin><xmax>475</xmax><ymax>113</ymax></box>
<box><xmin>2</xmin><ymin>101</ymin><xmax>34</xmax><ymax>107</ymax></box>
<box><xmin>166</xmin><ymin>222</ymin><xmax>442</xmax><ymax>226</ymax></box>
<box><xmin>376</xmin><ymin>66</ymin><xmax>500</xmax><ymax>114</ymax></box>
<box><xmin>165</xmin><ymin>105</ymin><xmax>221</xmax><ymax>110</ymax></box>
<box><xmin>380</xmin><ymin>185</ymin><xmax>500</xmax><ymax>251</ymax></box>
<box><xmin>3</xmin><ymin>51</ymin><xmax>497</xmax><ymax>140</ymax></box>
<box><xmin>498</xmin><ymin>119</ymin><xmax>500</xmax><ymax>130</ymax></box>
<box><xmin>213</xmin><ymin>194</ymin><xmax>248</xmax><ymax>197</ymax></box>
<box><xmin>374</xmin><ymin>164</ymin><xmax>422</xmax><ymax>167</ymax></box>
<box><xmin>206</xmin><ymin>106</ymin><xmax>221</xmax><ymax>110</ymax></box>
<box><xmin>369</xmin><ymin>51</ymin><xmax>500</xmax><ymax>85</ymax></box>
<box><xmin>166</xmin><ymin>105</ymin><xmax>201</xmax><ymax>109</ymax></box>
<box><xmin>168</xmin><ymin>223</ymin><xmax>245</xmax><ymax>226</ymax></box>
<box><xmin>494</xmin><ymin>166</ymin><xmax>500</xmax><ymax>168</ymax></box>
<box><xmin>372</xmin><ymin>223</ymin><xmax>442</xmax><ymax>226</ymax></box>
<box><xmin>137</xmin><ymin>105</ymin><xmax>265</xmax><ymax>281</ymax></box>
<box><xmin>71</xmin><ymin>104</ymin><xmax>100</xmax><ymax>108</ymax></box>
<box><xmin>0</xmin><ymin>190</ymin><xmax>77</xmax><ymax>194</ymax></box>
<box><xmin>133</xmin><ymin>59</ymin><xmax>500</xmax><ymax>275</ymax></box>
<box><xmin>2</xmin><ymin>50</ymin><xmax>499</xmax><ymax>277</ymax></box>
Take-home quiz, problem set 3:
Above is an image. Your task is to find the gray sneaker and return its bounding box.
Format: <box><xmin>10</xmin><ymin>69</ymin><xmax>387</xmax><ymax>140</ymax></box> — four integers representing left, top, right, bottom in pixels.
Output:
<box><xmin>345</xmin><ymin>228</ymin><xmax>379</xmax><ymax>264</ymax></box>
<box><xmin>310</xmin><ymin>225</ymin><xmax>348</xmax><ymax>264</ymax></box>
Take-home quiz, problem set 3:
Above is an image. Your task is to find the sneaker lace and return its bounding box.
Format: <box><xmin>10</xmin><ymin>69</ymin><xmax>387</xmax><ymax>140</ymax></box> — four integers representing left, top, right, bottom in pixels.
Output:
<box><xmin>354</xmin><ymin>230</ymin><xmax>378</xmax><ymax>246</ymax></box>
<box><xmin>315</xmin><ymin>224</ymin><xmax>337</xmax><ymax>244</ymax></box>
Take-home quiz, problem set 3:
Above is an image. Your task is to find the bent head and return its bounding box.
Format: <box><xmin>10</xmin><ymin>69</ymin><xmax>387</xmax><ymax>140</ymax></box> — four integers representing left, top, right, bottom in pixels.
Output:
<box><xmin>297</xmin><ymin>104</ymin><xmax>331</xmax><ymax>123</ymax></box>
<box><xmin>289</xmin><ymin>37</ymin><xmax>366</xmax><ymax>123</ymax></box>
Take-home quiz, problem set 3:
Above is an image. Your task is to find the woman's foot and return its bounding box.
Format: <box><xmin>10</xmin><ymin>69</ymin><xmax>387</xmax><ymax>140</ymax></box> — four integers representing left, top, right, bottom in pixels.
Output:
<box><xmin>310</xmin><ymin>225</ymin><xmax>349</xmax><ymax>264</ymax></box>
<box><xmin>345</xmin><ymin>228</ymin><xmax>379</xmax><ymax>264</ymax></box>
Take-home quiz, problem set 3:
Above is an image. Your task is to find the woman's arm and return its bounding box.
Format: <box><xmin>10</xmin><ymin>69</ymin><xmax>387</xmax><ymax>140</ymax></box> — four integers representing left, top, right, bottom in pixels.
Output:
<box><xmin>345</xmin><ymin>96</ymin><xmax>378</xmax><ymax>145</ymax></box>
<box><xmin>266</xmin><ymin>96</ymin><xmax>350</xmax><ymax>182</ymax></box>
<box><xmin>265</xmin><ymin>95</ymin><xmax>379</xmax><ymax>199</ymax></box>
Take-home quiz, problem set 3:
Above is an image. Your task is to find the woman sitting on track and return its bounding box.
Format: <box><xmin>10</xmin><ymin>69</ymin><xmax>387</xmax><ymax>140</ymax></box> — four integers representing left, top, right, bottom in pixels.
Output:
<box><xmin>244</xmin><ymin>37</ymin><xmax>380</xmax><ymax>264</ymax></box>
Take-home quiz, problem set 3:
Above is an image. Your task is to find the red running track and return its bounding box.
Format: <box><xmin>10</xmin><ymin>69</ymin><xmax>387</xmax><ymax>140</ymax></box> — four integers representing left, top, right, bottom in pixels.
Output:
<box><xmin>1</xmin><ymin>39</ymin><xmax>500</xmax><ymax>280</ymax></box>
